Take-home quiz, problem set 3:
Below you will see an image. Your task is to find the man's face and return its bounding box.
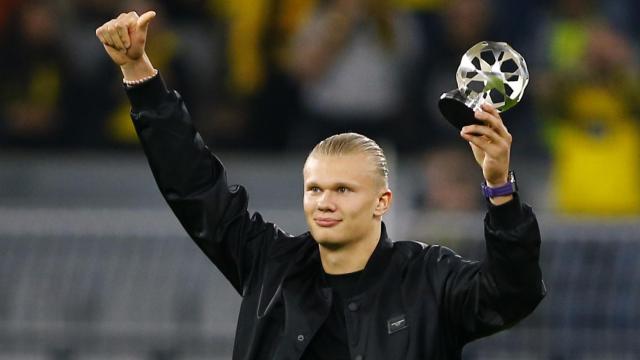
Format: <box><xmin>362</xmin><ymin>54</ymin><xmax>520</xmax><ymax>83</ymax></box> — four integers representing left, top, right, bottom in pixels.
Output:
<box><xmin>303</xmin><ymin>153</ymin><xmax>391</xmax><ymax>247</ymax></box>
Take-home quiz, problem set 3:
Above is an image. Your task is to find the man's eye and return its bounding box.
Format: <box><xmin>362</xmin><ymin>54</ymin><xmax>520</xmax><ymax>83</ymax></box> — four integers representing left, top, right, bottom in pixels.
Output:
<box><xmin>309</xmin><ymin>187</ymin><xmax>320</xmax><ymax>192</ymax></box>
<box><xmin>337</xmin><ymin>187</ymin><xmax>349</xmax><ymax>193</ymax></box>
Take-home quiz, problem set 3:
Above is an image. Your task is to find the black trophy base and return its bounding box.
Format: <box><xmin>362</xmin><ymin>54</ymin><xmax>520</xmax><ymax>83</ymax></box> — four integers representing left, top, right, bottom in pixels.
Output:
<box><xmin>438</xmin><ymin>89</ymin><xmax>482</xmax><ymax>130</ymax></box>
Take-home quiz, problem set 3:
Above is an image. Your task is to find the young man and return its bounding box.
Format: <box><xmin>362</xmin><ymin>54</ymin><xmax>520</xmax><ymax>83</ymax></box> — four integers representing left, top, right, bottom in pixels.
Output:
<box><xmin>96</xmin><ymin>11</ymin><xmax>545</xmax><ymax>360</ymax></box>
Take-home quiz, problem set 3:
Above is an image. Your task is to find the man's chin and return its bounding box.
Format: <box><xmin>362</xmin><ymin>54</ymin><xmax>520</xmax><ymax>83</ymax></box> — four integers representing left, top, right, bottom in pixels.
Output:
<box><xmin>310</xmin><ymin>227</ymin><xmax>346</xmax><ymax>246</ymax></box>
<box><xmin>314</xmin><ymin>238</ymin><xmax>347</xmax><ymax>251</ymax></box>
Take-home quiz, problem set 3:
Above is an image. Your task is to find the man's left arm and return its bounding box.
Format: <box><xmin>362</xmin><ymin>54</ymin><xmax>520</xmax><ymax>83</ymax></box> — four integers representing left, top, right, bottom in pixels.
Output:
<box><xmin>445</xmin><ymin>104</ymin><xmax>546</xmax><ymax>342</ymax></box>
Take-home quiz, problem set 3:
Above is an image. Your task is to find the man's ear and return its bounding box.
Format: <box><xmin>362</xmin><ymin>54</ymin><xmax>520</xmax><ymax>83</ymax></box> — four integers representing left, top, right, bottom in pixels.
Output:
<box><xmin>374</xmin><ymin>189</ymin><xmax>392</xmax><ymax>217</ymax></box>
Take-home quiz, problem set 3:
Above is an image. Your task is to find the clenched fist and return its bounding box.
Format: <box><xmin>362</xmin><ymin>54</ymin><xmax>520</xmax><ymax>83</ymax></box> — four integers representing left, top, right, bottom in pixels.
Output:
<box><xmin>95</xmin><ymin>11</ymin><xmax>157</xmax><ymax>80</ymax></box>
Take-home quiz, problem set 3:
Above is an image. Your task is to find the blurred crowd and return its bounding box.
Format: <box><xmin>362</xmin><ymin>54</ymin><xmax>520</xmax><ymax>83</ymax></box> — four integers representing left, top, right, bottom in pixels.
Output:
<box><xmin>1</xmin><ymin>0</ymin><xmax>639</xmax><ymax>214</ymax></box>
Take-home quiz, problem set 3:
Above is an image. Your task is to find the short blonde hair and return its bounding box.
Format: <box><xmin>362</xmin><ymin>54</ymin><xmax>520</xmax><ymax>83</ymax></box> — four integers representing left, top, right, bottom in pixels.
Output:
<box><xmin>308</xmin><ymin>133</ymin><xmax>389</xmax><ymax>188</ymax></box>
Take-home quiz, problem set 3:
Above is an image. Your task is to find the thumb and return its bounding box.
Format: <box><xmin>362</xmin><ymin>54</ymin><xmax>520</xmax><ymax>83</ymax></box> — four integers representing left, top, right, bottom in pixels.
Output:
<box><xmin>137</xmin><ymin>11</ymin><xmax>156</xmax><ymax>31</ymax></box>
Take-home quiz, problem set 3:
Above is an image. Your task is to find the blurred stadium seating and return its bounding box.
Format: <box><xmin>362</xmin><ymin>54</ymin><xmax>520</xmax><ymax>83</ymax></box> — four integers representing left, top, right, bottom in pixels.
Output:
<box><xmin>1</xmin><ymin>154</ymin><xmax>639</xmax><ymax>359</ymax></box>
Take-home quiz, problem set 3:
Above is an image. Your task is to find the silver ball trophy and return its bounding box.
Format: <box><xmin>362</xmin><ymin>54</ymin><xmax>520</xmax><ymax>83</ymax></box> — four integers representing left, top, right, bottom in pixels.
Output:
<box><xmin>438</xmin><ymin>41</ymin><xmax>529</xmax><ymax>130</ymax></box>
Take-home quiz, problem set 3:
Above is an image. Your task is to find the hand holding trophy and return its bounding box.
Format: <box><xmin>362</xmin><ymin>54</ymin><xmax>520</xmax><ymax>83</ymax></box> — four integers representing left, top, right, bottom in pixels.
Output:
<box><xmin>438</xmin><ymin>41</ymin><xmax>529</xmax><ymax>130</ymax></box>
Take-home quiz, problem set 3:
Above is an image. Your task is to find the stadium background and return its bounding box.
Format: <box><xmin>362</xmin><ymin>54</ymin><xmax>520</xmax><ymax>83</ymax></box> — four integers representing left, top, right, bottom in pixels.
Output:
<box><xmin>1</xmin><ymin>0</ymin><xmax>639</xmax><ymax>358</ymax></box>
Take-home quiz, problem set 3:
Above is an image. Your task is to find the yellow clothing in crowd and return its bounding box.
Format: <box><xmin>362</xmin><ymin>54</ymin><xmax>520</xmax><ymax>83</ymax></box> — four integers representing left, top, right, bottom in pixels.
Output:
<box><xmin>211</xmin><ymin>0</ymin><xmax>315</xmax><ymax>96</ymax></box>
<box><xmin>551</xmin><ymin>85</ymin><xmax>640</xmax><ymax>215</ymax></box>
<box><xmin>212</xmin><ymin>0</ymin><xmax>443</xmax><ymax>97</ymax></box>
<box><xmin>544</xmin><ymin>20</ymin><xmax>640</xmax><ymax>215</ymax></box>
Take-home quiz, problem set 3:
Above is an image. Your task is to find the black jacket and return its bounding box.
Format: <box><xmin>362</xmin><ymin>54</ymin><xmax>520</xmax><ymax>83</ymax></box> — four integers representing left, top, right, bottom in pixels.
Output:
<box><xmin>126</xmin><ymin>75</ymin><xmax>546</xmax><ymax>360</ymax></box>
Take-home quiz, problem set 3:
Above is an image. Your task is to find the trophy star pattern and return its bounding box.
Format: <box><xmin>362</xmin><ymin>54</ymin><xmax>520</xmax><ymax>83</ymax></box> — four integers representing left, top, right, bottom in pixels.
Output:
<box><xmin>456</xmin><ymin>41</ymin><xmax>529</xmax><ymax>112</ymax></box>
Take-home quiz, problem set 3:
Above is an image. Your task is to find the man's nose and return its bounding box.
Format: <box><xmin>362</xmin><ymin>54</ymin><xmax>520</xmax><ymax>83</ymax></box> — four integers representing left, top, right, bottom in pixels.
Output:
<box><xmin>317</xmin><ymin>191</ymin><xmax>336</xmax><ymax>211</ymax></box>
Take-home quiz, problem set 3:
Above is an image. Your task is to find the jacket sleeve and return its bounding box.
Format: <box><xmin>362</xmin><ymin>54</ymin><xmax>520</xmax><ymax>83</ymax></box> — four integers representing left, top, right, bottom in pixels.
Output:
<box><xmin>436</xmin><ymin>194</ymin><xmax>546</xmax><ymax>345</ymax></box>
<box><xmin>125</xmin><ymin>75</ymin><xmax>272</xmax><ymax>295</ymax></box>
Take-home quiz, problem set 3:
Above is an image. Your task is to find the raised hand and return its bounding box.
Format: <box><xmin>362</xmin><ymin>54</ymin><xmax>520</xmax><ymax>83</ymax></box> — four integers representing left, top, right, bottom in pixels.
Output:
<box><xmin>95</xmin><ymin>11</ymin><xmax>157</xmax><ymax>81</ymax></box>
<box><xmin>95</xmin><ymin>11</ymin><xmax>155</xmax><ymax>65</ymax></box>
<box><xmin>460</xmin><ymin>103</ymin><xmax>512</xmax><ymax>188</ymax></box>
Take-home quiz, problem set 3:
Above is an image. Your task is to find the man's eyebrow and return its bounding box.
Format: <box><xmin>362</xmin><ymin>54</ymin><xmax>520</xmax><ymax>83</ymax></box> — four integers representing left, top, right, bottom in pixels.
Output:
<box><xmin>304</xmin><ymin>181</ymin><xmax>359</xmax><ymax>189</ymax></box>
<box><xmin>334</xmin><ymin>182</ymin><xmax>358</xmax><ymax>189</ymax></box>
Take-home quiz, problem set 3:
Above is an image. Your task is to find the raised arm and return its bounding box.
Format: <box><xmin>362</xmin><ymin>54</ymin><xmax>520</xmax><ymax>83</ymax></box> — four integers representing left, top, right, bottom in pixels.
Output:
<box><xmin>95</xmin><ymin>11</ymin><xmax>274</xmax><ymax>295</ymax></box>
<box><xmin>437</xmin><ymin>105</ymin><xmax>546</xmax><ymax>343</ymax></box>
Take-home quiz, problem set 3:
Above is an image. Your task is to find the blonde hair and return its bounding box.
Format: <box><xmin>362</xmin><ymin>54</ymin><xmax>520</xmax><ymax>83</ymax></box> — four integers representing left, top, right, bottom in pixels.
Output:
<box><xmin>308</xmin><ymin>132</ymin><xmax>389</xmax><ymax>188</ymax></box>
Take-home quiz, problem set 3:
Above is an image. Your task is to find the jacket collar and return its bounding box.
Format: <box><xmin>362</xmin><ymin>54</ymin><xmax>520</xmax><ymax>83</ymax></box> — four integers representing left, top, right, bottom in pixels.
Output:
<box><xmin>354</xmin><ymin>222</ymin><xmax>394</xmax><ymax>296</ymax></box>
<box><xmin>258</xmin><ymin>225</ymin><xmax>394</xmax><ymax>316</ymax></box>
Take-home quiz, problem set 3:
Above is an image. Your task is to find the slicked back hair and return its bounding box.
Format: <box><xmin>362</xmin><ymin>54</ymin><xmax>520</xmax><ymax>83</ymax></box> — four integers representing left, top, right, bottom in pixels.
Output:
<box><xmin>308</xmin><ymin>133</ymin><xmax>389</xmax><ymax>189</ymax></box>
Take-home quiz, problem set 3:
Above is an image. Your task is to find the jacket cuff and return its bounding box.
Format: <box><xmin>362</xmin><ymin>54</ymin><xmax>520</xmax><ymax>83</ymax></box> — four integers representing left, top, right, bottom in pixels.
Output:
<box><xmin>124</xmin><ymin>73</ymin><xmax>171</xmax><ymax>112</ymax></box>
<box><xmin>486</xmin><ymin>193</ymin><xmax>526</xmax><ymax>230</ymax></box>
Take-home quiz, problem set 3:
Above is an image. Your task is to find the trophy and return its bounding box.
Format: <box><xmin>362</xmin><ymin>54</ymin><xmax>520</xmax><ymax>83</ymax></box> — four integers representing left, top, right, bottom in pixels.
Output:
<box><xmin>438</xmin><ymin>41</ymin><xmax>529</xmax><ymax>130</ymax></box>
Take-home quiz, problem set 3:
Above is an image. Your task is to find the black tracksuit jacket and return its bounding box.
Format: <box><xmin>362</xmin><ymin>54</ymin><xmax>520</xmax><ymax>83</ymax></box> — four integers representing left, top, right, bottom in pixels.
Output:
<box><xmin>125</xmin><ymin>75</ymin><xmax>546</xmax><ymax>360</ymax></box>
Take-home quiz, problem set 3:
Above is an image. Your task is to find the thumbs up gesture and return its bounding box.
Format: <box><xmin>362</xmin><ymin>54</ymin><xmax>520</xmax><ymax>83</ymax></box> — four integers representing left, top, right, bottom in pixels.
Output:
<box><xmin>96</xmin><ymin>11</ymin><xmax>156</xmax><ymax>65</ymax></box>
<box><xmin>96</xmin><ymin>11</ymin><xmax>157</xmax><ymax>80</ymax></box>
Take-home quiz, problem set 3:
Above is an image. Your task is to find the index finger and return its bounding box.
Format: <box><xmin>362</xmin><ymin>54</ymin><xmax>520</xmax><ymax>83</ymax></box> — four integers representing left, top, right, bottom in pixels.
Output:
<box><xmin>474</xmin><ymin>104</ymin><xmax>508</xmax><ymax>136</ymax></box>
<box><xmin>480</xmin><ymin>103</ymin><xmax>500</xmax><ymax>118</ymax></box>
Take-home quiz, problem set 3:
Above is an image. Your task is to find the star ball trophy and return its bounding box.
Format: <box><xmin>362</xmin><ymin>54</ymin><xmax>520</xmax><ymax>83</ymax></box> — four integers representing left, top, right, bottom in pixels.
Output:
<box><xmin>438</xmin><ymin>41</ymin><xmax>529</xmax><ymax>130</ymax></box>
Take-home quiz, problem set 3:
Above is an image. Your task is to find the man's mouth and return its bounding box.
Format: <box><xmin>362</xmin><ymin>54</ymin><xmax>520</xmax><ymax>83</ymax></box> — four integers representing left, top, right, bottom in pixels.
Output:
<box><xmin>314</xmin><ymin>218</ymin><xmax>341</xmax><ymax>227</ymax></box>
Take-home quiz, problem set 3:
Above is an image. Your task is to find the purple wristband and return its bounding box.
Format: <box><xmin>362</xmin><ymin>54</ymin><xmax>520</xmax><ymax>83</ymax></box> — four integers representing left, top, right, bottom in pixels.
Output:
<box><xmin>481</xmin><ymin>171</ymin><xmax>518</xmax><ymax>198</ymax></box>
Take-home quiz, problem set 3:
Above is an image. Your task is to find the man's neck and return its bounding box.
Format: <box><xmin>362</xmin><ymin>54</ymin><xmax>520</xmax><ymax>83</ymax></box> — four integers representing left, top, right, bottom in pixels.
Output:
<box><xmin>319</xmin><ymin>223</ymin><xmax>381</xmax><ymax>275</ymax></box>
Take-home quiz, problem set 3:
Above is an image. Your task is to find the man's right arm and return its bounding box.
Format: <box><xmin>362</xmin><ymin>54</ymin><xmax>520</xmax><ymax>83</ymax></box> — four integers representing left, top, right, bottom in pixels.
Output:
<box><xmin>96</xmin><ymin>11</ymin><xmax>271</xmax><ymax>294</ymax></box>
<box><xmin>128</xmin><ymin>74</ymin><xmax>271</xmax><ymax>295</ymax></box>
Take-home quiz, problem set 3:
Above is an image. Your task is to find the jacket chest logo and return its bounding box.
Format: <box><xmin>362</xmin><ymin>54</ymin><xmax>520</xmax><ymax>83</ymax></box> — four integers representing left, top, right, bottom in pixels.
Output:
<box><xmin>387</xmin><ymin>314</ymin><xmax>408</xmax><ymax>334</ymax></box>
